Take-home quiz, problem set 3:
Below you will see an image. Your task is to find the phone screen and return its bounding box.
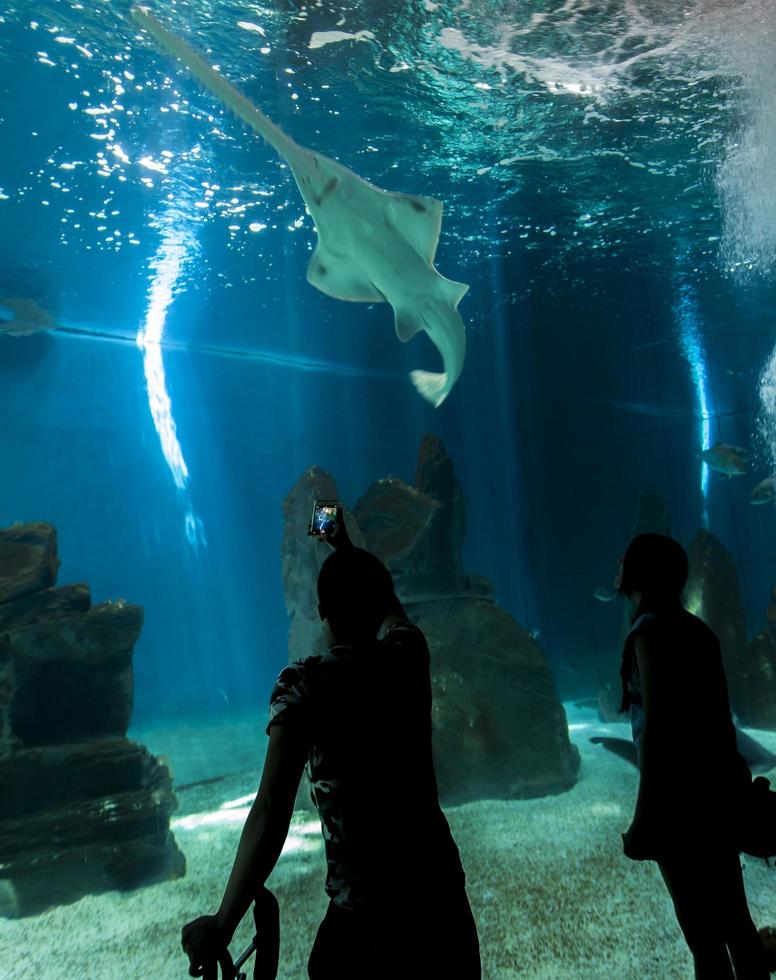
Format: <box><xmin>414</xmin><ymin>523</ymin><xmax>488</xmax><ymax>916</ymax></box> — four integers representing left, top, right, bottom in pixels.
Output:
<box><xmin>309</xmin><ymin>501</ymin><xmax>338</xmax><ymax>537</ymax></box>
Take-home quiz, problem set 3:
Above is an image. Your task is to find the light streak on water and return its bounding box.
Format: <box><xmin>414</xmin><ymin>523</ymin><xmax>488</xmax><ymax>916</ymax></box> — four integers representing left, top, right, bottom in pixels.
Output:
<box><xmin>136</xmin><ymin>218</ymin><xmax>206</xmax><ymax>551</ymax></box>
<box><xmin>674</xmin><ymin>280</ymin><xmax>711</xmax><ymax>527</ymax></box>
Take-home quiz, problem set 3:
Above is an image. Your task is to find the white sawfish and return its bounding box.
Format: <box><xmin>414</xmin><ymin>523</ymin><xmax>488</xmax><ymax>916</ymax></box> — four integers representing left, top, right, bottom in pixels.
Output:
<box><xmin>130</xmin><ymin>7</ymin><xmax>468</xmax><ymax>407</ymax></box>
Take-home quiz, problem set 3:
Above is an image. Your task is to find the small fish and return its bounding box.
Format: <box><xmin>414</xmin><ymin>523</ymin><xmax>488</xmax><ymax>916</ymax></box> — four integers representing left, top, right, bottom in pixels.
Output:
<box><xmin>594</xmin><ymin>586</ymin><xmax>617</xmax><ymax>603</ymax></box>
<box><xmin>751</xmin><ymin>476</ymin><xmax>776</xmax><ymax>506</ymax></box>
<box><xmin>0</xmin><ymin>297</ymin><xmax>56</xmax><ymax>337</ymax></box>
<box><xmin>216</xmin><ymin>686</ymin><xmax>230</xmax><ymax>705</ymax></box>
<box><xmin>698</xmin><ymin>442</ymin><xmax>749</xmax><ymax>477</ymax></box>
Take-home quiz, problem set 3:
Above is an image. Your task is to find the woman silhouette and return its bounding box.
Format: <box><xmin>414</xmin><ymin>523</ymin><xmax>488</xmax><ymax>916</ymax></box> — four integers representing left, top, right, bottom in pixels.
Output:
<box><xmin>617</xmin><ymin>533</ymin><xmax>768</xmax><ymax>979</ymax></box>
<box><xmin>180</xmin><ymin>510</ymin><xmax>480</xmax><ymax>979</ymax></box>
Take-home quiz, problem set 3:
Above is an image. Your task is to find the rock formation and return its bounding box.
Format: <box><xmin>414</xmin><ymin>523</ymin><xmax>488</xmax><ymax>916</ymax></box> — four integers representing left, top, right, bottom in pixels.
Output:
<box><xmin>744</xmin><ymin>588</ymin><xmax>776</xmax><ymax>729</ymax></box>
<box><xmin>0</xmin><ymin>523</ymin><xmax>184</xmax><ymax>917</ymax></box>
<box><xmin>413</xmin><ymin>597</ymin><xmax>578</xmax><ymax>803</ymax></box>
<box><xmin>281</xmin><ymin>435</ymin><xmax>580</xmax><ymax>804</ymax></box>
<box><xmin>685</xmin><ymin>529</ymin><xmax>750</xmax><ymax>718</ymax></box>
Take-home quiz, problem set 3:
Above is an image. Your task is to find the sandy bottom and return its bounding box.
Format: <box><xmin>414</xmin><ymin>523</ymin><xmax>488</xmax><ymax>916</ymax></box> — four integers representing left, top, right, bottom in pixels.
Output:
<box><xmin>2</xmin><ymin>706</ymin><xmax>776</xmax><ymax>979</ymax></box>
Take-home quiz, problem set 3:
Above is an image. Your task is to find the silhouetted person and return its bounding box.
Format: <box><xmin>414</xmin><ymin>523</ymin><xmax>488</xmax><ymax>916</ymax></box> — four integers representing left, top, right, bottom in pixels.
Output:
<box><xmin>181</xmin><ymin>508</ymin><xmax>480</xmax><ymax>979</ymax></box>
<box><xmin>617</xmin><ymin>533</ymin><xmax>768</xmax><ymax>980</ymax></box>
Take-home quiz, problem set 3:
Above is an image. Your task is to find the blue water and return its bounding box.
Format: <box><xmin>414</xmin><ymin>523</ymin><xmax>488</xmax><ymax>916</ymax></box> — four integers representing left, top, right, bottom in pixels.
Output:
<box><xmin>1</xmin><ymin>0</ymin><xmax>775</xmax><ymax>726</ymax></box>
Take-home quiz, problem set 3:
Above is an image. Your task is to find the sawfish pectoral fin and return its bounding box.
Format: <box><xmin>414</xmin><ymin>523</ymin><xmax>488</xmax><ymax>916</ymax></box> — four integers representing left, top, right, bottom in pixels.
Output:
<box><xmin>306</xmin><ymin>245</ymin><xmax>385</xmax><ymax>303</ymax></box>
<box><xmin>387</xmin><ymin>194</ymin><xmax>444</xmax><ymax>265</ymax></box>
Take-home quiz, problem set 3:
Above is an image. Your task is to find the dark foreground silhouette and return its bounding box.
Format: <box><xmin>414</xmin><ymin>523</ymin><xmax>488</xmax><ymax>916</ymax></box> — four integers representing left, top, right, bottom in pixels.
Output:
<box><xmin>617</xmin><ymin>533</ymin><xmax>769</xmax><ymax>980</ymax></box>
<box><xmin>180</xmin><ymin>510</ymin><xmax>480</xmax><ymax>979</ymax></box>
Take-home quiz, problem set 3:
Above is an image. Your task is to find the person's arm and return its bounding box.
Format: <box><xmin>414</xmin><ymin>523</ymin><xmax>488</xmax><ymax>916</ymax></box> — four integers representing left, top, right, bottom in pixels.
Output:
<box><xmin>181</xmin><ymin>726</ymin><xmax>307</xmax><ymax>973</ymax></box>
<box><xmin>623</xmin><ymin>632</ymin><xmax>671</xmax><ymax>859</ymax></box>
<box><xmin>216</xmin><ymin>725</ymin><xmax>307</xmax><ymax>938</ymax></box>
<box><xmin>632</xmin><ymin>633</ymin><xmax>660</xmax><ymax>823</ymax></box>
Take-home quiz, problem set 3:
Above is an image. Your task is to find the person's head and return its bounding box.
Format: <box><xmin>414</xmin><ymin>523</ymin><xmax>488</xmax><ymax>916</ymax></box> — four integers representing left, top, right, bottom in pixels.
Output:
<box><xmin>617</xmin><ymin>532</ymin><xmax>688</xmax><ymax>610</ymax></box>
<box><xmin>317</xmin><ymin>547</ymin><xmax>398</xmax><ymax>643</ymax></box>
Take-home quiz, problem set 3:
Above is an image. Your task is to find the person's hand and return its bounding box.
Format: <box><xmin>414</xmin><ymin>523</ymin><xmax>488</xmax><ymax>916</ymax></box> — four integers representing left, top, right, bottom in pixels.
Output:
<box><xmin>181</xmin><ymin>915</ymin><xmax>232</xmax><ymax>980</ymax></box>
<box><xmin>321</xmin><ymin>504</ymin><xmax>352</xmax><ymax>550</ymax></box>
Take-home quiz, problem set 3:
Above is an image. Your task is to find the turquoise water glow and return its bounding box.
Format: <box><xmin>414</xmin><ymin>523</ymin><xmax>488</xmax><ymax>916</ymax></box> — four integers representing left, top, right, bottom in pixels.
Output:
<box><xmin>1</xmin><ymin>1</ymin><xmax>776</xmax><ymax>975</ymax></box>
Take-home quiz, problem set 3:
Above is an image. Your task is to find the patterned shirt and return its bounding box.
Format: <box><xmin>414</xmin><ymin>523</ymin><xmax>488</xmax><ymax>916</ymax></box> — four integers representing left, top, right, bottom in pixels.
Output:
<box><xmin>267</xmin><ymin>622</ymin><xmax>463</xmax><ymax>908</ymax></box>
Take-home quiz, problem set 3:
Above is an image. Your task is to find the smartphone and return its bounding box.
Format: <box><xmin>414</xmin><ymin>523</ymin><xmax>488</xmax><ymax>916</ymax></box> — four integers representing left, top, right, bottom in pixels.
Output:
<box><xmin>308</xmin><ymin>499</ymin><xmax>339</xmax><ymax>537</ymax></box>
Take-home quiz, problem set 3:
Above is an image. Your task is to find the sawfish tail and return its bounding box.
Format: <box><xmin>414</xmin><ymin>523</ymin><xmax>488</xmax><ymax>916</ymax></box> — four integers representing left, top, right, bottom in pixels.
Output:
<box><xmin>130</xmin><ymin>6</ymin><xmax>297</xmax><ymax>160</ymax></box>
<box><xmin>409</xmin><ymin>369</ymin><xmax>450</xmax><ymax>408</ymax></box>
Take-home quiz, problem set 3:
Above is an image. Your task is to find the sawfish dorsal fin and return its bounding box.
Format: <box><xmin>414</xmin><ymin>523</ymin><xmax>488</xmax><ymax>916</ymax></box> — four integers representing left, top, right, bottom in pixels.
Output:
<box><xmin>387</xmin><ymin>194</ymin><xmax>444</xmax><ymax>265</ymax></box>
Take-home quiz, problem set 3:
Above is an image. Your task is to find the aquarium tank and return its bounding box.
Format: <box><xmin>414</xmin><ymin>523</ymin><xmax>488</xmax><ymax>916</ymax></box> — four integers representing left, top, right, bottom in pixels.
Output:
<box><xmin>1</xmin><ymin>0</ymin><xmax>776</xmax><ymax>976</ymax></box>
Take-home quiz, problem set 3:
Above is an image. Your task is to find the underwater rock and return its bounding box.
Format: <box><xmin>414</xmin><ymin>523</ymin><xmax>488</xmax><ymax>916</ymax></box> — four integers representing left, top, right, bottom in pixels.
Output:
<box><xmin>0</xmin><ymin>582</ymin><xmax>90</xmax><ymax>635</ymax></box>
<box><xmin>353</xmin><ymin>478</ymin><xmax>442</xmax><ymax>582</ymax></box>
<box><xmin>743</xmin><ymin>589</ymin><xmax>776</xmax><ymax>729</ymax></box>
<box><xmin>0</xmin><ymin>738</ymin><xmax>184</xmax><ymax>918</ymax></box>
<box><xmin>416</xmin><ymin>432</ymin><xmax>460</xmax><ymax>500</ymax></box>
<box><xmin>354</xmin><ymin>435</ymin><xmax>468</xmax><ymax>596</ymax></box>
<box><xmin>685</xmin><ymin>529</ymin><xmax>749</xmax><ymax>718</ymax></box>
<box><xmin>2</xmin><ymin>601</ymin><xmax>141</xmax><ymax>749</ymax></box>
<box><xmin>409</xmin><ymin>597</ymin><xmax>580</xmax><ymax>803</ymax></box>
<box><xmin>282</xmin><ymin>437</ymin><xmax>578</xmax><ymax>803</ymax></box>
<box><xmin>0</xmin><ymin>523</ymin><xmax>60</xmax><ymax>605</ymax></box>
<box><xmin>415</xmin><ymin>431</ymin><xmax>465</xmax><ymax>583</ymax></box>
<box><xmin>0</xmin><ymin>736</ymin><xmax>168</xmax><ymax>819</ymax></box>
<box><xmin>0</xmin><ymin>522</ymin><xmax>184</xmax><ymax>917</ymax></box>
<box><xmin>747</xmin><ymin>631</ymin><xmax>776</xmax><ymax>729</ymax></box>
